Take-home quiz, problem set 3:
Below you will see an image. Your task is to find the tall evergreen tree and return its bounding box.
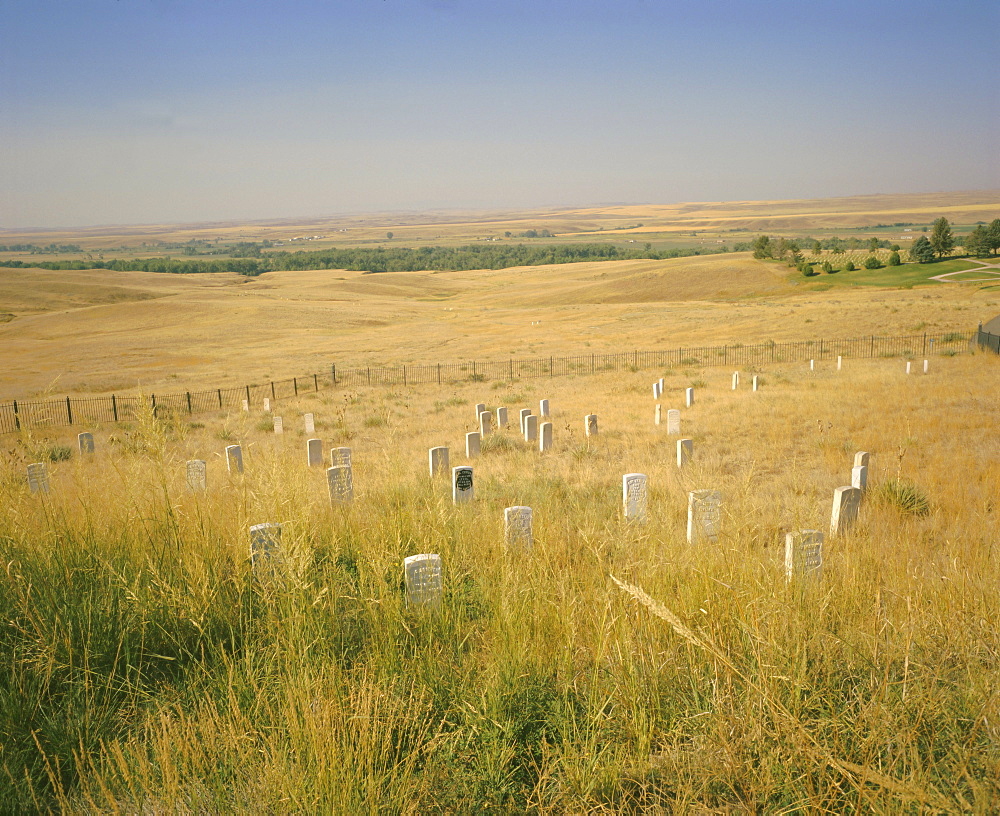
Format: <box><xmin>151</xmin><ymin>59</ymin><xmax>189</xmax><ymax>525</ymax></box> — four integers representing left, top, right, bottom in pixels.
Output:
<box><xmin>929</xmin><ymin>217</ymin><xmax>954</xmax><ymax>258</ymax></box>
<box><xmin>910</xmin><ymin>235</ymin><xmax>935</xmax><ymax>263</ymax></box>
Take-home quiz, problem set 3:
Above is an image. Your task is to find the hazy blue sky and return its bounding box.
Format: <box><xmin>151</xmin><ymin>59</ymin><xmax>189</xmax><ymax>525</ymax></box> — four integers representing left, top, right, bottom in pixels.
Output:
<box><xmin>2</xmin><ymin>0</ymin><xmax>997</xmax><ymax>228</ymax></box>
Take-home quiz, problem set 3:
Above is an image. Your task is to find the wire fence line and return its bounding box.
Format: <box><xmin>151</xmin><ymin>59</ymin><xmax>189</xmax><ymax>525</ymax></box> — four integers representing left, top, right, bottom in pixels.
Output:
<box><xmin>0</xmin><ymin>330</ymin><xmax>977</xmax><ymax>435</ymax></box>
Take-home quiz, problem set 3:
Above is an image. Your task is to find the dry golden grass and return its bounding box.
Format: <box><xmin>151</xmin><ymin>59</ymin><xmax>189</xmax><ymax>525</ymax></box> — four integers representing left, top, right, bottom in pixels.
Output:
<box><xmin>1</xmin><ymin>252</ymin><xmax>997</xmax><ymax>400</ymax></box>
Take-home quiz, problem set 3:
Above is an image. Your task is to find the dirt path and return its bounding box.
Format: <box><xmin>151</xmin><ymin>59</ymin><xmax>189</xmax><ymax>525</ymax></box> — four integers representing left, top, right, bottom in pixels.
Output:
<box><xmin>930</xmin><ymin>258</ymin><xmax>1000</xmax><ymax>283</ymax></box>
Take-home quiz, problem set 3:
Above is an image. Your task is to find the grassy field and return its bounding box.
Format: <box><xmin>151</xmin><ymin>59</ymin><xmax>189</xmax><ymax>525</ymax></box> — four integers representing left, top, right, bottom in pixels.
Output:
<box><xmin>1</xmin><ymin>349</ymin><xmax>998</xmax><ymax>811</ymax></box>
<box><xmin>0</xmin><ymin>194</ymin><xmax>998</xmax><ymax>811</ymax></box>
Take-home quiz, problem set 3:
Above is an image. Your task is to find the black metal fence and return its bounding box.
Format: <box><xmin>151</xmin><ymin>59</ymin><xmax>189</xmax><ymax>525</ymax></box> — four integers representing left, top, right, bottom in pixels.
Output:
<box><xmin>976</xmin><ymin>326</ymin><xmax>1000</xmax><ymax>354</ymax></box>
<box><xmin>0</xmin><ymin>329</ymin><xmax>976</xmax><ymax>434</ymax></box>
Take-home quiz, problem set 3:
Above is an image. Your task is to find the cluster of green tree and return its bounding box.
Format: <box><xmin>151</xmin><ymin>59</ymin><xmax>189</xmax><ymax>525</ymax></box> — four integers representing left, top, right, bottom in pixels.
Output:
<box><xmin>751</xmin><ymin>235</ymin><xmax>895</xmax><ymax>258</ymax></box>
<box><xmin>963</xmin><ymin>219</ymin><xmax>1000</xmax><ymax>257</ymax></box>
<box><xmin>0</xmin><ymin>243</ymin><xmax>83</xmax><ymax>253</ymax></box>
<box><xmin>0</xmin><ymin>243</ymin><xmax>729</xmax><ymax>276</ymax></box>
<box><xmin>501</xmin><ymin>229</ymin><xmax>554</xmax><ymax>238</ymax></box>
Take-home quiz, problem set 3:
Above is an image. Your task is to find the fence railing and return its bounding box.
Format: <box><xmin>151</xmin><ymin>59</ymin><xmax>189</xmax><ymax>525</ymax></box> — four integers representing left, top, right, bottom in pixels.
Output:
<box><xmin>0</xmin><ymin>330</ymin><xmax>976</xmax><ymax>434</ymax></box>
<box><xmin>976</xmin><ymin>327</ymin><xmax>1000</xmax><ymax>354</ymax></box>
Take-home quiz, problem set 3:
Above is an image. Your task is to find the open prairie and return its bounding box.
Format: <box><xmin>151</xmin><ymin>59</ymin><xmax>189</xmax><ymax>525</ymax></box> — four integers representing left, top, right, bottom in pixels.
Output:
<box><xmin>0</xmin><ymin>251</ymin><xmax>997</xmax><ymax>400</ymax></box>
<box><xmin>1</xmin><ymin>196</ymin><xmax>998</xmax><ymax>811</ymax></box>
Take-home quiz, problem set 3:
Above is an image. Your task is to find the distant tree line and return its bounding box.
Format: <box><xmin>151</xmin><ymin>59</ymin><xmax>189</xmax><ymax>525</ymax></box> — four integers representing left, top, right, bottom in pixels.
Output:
<box><xmin>0</xmin><ymin>242</ymin><xmax>730</xmax><ymax>276</ymax></box>
<box><xmin>0</xmin><ymin>243</ymin><xmax>83</xmax><ymax>253</ymax></box>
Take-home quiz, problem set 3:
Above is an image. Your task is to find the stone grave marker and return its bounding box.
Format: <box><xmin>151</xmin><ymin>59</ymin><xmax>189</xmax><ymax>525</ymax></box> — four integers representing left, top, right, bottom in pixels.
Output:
<box><xmin>496</xmin><ymin>406</ymin><xmax>508</xmax><ymax>427</ymax></box>
<box><xmin>585</xmin><ymin>414</ymin><xmax>598</xmax><ymax>436</ymax></box>
<box><xmin>837</xmin><ymin>356</ymin><xmax>842</xmax><ymax>371</ymax></box>
<box><xmin>830</xmin><ymin>486</ymin><xmax>862</xmax><ymax>536</ymax></box>
<box><xmin>273</xmin><ymin>416</ymin><xmax>283</xmax><ymax>434</ymax></box>
<box><xmin>304</xmin><ymin>413</ymin><xmax>315</xmax><ymax>433</ymax></box>
<box><xmin>475</xmin><ymin>403</ymin><xmax>486</xmax><ymax>421</ymax></box>
<box><xmin>785</xmin><ymin>530</ymin><xmax>823</xmax><ymax>583</ymax></box>
<box><xmin>655</xmin><ymin>404</ymin><xmax>662</xmax><ymax>425</ymax></box>
<box><xmin>78</xmin><ymin>432</ymin><xmax>95</xmax><ymax>454</ymax></box>
<box><xmin>666</xmin><ymin>409</ymin><xmax>680</xmax><ymax>435</ymax></box>
<box><xmin>652</xmin><ymin>383</ymin><xmax>661</xmax><ymax>399</ymax></box>
<box><xmin>752</xmin><ymin>376</ymin><xmax>759</xmax><ymax>392</ymax></box>
<box><xmin>854</xmin><ymin>451</ymin><xmax>869</xmax><ymax>468</ymax></box>
<box><xmin>331</xmin><ymin>447</ymin><xmax>352</xmax><ymax>469</ymax></box>
<box><xmin>479</xmin><ymin>411</ymin><xmax>493</xmax><ymax>437</ymax></box>
<box><xmin>539</xmin><ymin>399</ymin><xmax>549</xmax><ymax>417</ymax></box>
<box><xmin>466</xmin><ymin>431</ymin><xmax>481</xmax><ymax>458</ymax></box>
<box><xmin>263</xmin><ymin>398</ymin><xmax>271</xmax><ymax>412</ymax></box>
<box><xmin>250</xmin><ymin>522</ymin><xmax>282</xmax><ymax>568</ymax></box>
<box><xmin>524</xmin><ymin>414</ymin><xmax>538</xmax><ymax>442</ymax></box>
<box><xmin>658</xmin><ymin>377</ymin><xmax>665</xmax><ymax>392</ymax></box>
<box><xmin>429</xmin><ymin>446</ymin><xmax>450</xmax><ymax>477</ymax></box>
<box><xmin>186</xmin><ymin>459</ymin><xmax>207</xmax><ymax>491</ymax></box>
<box><xmin>27</xmin><ymin>462</ymin><xmax>49</xmax><ymax>494</ymax></box>
<box><xmin>622</xmin><ymin>473</ymin><xmax>648</xmax><ymax>523</ymax></box>
<box><xmin>687</xmin><ymin>489</ymin><xmax>721</xmax><ymax>544</ymax></box>
<box><xmin>923</xmin><ymin>359</ymin><xmax>929</xmax><ymax>374</ymax></box>
<box><xmin>307</xmin><ymin>438</ymin><xmax>323</xmax><ymax>467</ymax></box>
<box><xmin>906</xmin><ymin>361</ymin><xmax>912</xmax><ymax>374</ymax></box>
<box><xmin>226</xmin><ymin>444</ymin><xmax>244</xmax><ymax>474</ymax></box>
<box><xmin>732</xmin><ymin>372</ymin><xmax>739</xmax><ymax>390</ymax></box>
<box><xmin>504</xmin><ymin>506</ymin><xmax>533</xmax><ymax>550</ymax></box>
<box><xmin>519</xmin><ymin>408</ymin><xmax>532</xmax><ymax>434</ymax></box>
<box><xmin>327</xmin><ymin>464</ymin><xmax>353</xmax><ymax>505</ymax></box>
<box><xmin>241</xmin><ymin>399</ymin><xmax>249</xmax><ymax>412</ymax></box>
<box><xmin>851</xmin><ymin>464</ymin><xmax>868</xmax><ymax>492</ymax></box>
<box><xmin>810</xmin><ymin>359</ymin><xmax>815</xmax><ymax>371</ymax></box>
<box><xmin>685</xmin><ymin>387</ymin><xmax>694</xmax><ymax>408</ymax></box>
<box><xmin>404</xmin><ymin>553</ymin><xmax>443</xmax><ymax>609</ymax></box>
<box><xmin>452</xmin><ymin>466</ymin><xmax>474</xmax><ymax>504</ymax></box>
<box><xmin>677</xmin><ymin>438</ymin><xmax>693</xmax><ymax>467</ymax></box>
<box><xmin>539</xmin><ymin>421</ymin><xmax>553</xmax><ymax>452</ymax></box>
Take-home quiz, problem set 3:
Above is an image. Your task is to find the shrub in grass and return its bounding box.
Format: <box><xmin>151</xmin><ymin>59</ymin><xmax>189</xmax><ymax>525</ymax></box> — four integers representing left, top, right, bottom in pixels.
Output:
<box><xmin>482</xmin><ymin>433</ymin><xmax>517</xmax><ymax>454</ymax></box>
<box><xmin>46</xmin><ymin>445</ymin><xmax>73</xmax><ymax>462</ymax></box>
<box><xmin>844</xmin><ymin>260</ymin><xmax>856</xmax><ymax>271</ymax></box>
<box><xmin>821</xmin><ymin>261</ymin><xmax>834</xmax><ymax>274</ymax></box>
<box><xmin>876</xmin><ymin>478</ymin><xmax>930</xmax><ymax>516</ymax></box>
<box><xmin>863</xmin><ymin>256</ymin><xmax>882</xmax><ymax>269</ymax></box>
<box><xmin>887</xmin><ymin>250</ymin><xmax>901</xmax><ymax>266</ymax></box>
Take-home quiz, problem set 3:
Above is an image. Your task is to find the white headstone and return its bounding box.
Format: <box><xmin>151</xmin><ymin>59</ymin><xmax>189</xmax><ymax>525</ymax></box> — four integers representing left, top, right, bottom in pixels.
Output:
<box><xmin>186</xmin><ymin>459</ymin><xmax>207</xmax><ymax>491</ymax></box>
<box><xmin>539</xmin><ymin>421</ymin><xmax>552</xmax><ymax>452</ymax></box>
<box><xmin>479</xmin><ymin>411</ymin><xmax>493</xmax><ymax>437</ymax></box>
<box><xmin>466</xmin><ymin>431</ymin><xmax>481</xmax><ymax>458</ymax></box>
<box><xmin>652</xmin><ymin>383</ymin><xmax>660</xmax><ymax>399</ymax></box>
<box><xmin>496</xmin><ymin>406</ymin><xmax>508</xmax><ymax>427</ymax></box>
<box><xmin>732</xmin><ymin>372</ymin><xmax>739</xmax><ymax>390</ymax></box>
<box><xmin>524</xmin><ymin>414</ymin><xmax>538</xmax><ymax>442</ymax></box>
<box><xmin>906</xmin><ymin>361</ymin><xmax>912</xmax><ymax>375</ymax></box>
<box><xmin>27</xmin><ymin>462</ymin><xmax>49</xmax><ymax>494</ymax></box>
<box><xmin>585</xmin><ymin>414</ymin><xmax>598</xmax><ymax>437</ymax></box>
<box><xmin>519</xmin><ymin>408</ymin><xmax>532</xmax><ymax>434</ymax></box>
<box><xmin>923</xmin><ymin>359</ymin><xmax>929</xmax><ymax>374</ymax></box>
<box><xmin>677</xmin><ymin>438</ymin><xmax>693</xmax><ymax>468</ymax></box>
<box><xmin>475</xmin><ymin>403</ymin><xmax>486</xmax><ymax>421</ymax></box>
<box><xmin>504</xmin><ymin>506</ymin><xmax>533</xmax><ymax>550</ymax></box>
<box><xmin>810</xmin><ymin>359</ymin><xmax>815</xmax><ymax>371</ymax></box>
<box><xmin>273</xmin><ymin>416</ymin><xmax>283</xmax><ymax>434</ymax></box>
<box><xmin>658</xmin><ymin>377</ymin><xmax>665</xmax><ymax>393</ymax></box>
<box><xmin>241</xmin><ymin>399</ymin><xmax>249</xmax><ymax>412</ymax></box>
<box><xmin>250</xmin><ymin>522</ymin><xmax>282</xmax><ymax>567</ymax></box>
<box><xmin>830</xmin><ymin>486</ymin><xmax>862</xmax><ymax>536</ymax></box>
<box><xmin>78</xmin><ymin>432</ymin><xmax>95</xmax><ymax>454</ymax></box>
<box><xmin>854</xmin><ymin>451</ymin><xmax>869</xmax><ymax>468</ymax></box>
<box><xmin>263</xmin><ymin>398</ymin><xmax>271</xmax><ymax>413</ymax></box>
<box><xmin>331</xmin><ymin>446</ymin><xmax>352</xmax><ymax>468</ymax></box>
<box><xmin>452</xmin><ymin>466</ymin><xmax>474</xmax><ymax>504</ymax></box>
<box><xmin>306</xmin><ymin>438</ymin><xmax>323</xmax><ymax>467</ymax></box>
<box><xmin>404</xmin><ymin>553</ymin><xmax>442</xmax><ymax>609</ymax></box>
<box><xmin>837</xmin><ymin>356</ymin><xmax>842</xmax><ymax>371</ymax></box>
<box><xmin>429</xmin><ymin>446</ymin><xmax>449</xmax><ymax>477</ymax></box>
<box><xmin>327</xmin><ymin>464</ymin><xmax>353</xmax><ymax>505</ymax></box>
<box><xmin>622</xmin><ymin>473</ymin><xmax>648</xmax><ymax>523</ymax></box>
<box><xmin>666</xmin><ymin>409</ymin><xmax>680</xmax><ymax>436</ymax></box>
<box><xmin>785</xmin><ymin>530</ymin><xmax>823</xmax><ymax>583</ymax></box>
<box><xmin>226</xmin><ymin>444</ymin><xmax>244</xmax><ymax>474</ymax></box>
<box><xmin>539</xmin><ymin>399</ymin><xmax>549</xmax><ymax>417</ymax></box>
<box><xmin>304</xmin><ymin>413</ymin><xmax>315</xmax><ymax>433</ymax></box>
<box><xmin>851</xmin><ymin>464</ymin><xmax>868</xmax><ymax>492</ymax></box>
<box><xmin>655</xmin><ymin>404</ymin><xmax>662</xmax><ymax>426</ymax></box>
<box><xmin>752</xmin><ymin>375</ymin><xmax>759</xmax><ymax>392</ymax></box>
<box><xmin>685</xmin><ymin>387</ymin><xmax>694</xmax><ymax>408</ymax></box>
<box><xmin>687</xmin><ymin>489</ymin><xmax>721</xmax><ymax>544</ymax></box>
